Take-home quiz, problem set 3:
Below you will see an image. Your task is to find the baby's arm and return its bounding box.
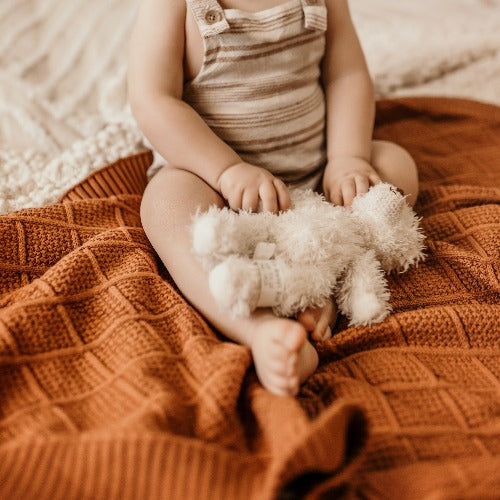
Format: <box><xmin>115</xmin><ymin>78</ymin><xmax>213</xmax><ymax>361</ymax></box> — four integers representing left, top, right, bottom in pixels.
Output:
<box><xmin>321</xmin><ymin>0</ymin><xmax>381</xmax><ymax>207</ymax></box>
<box><xmin>128</xmin><ymin>0</ymin><xmax>290</xmax><ymax>213</ymax></box>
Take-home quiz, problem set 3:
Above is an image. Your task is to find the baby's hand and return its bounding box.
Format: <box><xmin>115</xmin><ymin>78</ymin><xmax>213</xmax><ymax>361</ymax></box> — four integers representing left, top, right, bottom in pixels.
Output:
<box><xmin>217</xmin><ymin>162</ymin><xmax>291</xmax><ymax>213</ymax></box>
<box><xmin>322</xmin><ymin>157</ymin><xmax>381</xmax><ymax>207</ymax></box>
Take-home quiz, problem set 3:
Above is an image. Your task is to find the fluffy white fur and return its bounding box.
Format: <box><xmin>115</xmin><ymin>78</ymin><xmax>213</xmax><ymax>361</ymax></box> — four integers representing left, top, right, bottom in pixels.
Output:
<box><xmin>192</xmin><ymin>183</ymin><xmax>425</xmax><ymax>326</ymax></box>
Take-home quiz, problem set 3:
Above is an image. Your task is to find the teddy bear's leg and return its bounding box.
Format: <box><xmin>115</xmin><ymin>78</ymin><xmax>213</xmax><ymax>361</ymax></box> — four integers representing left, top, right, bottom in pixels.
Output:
<box><xmin>208</xmin><ymin>256</ymin><xmax>335</xmax><ymax>318</ymax></box>
<box><xmin>192</xmin><ymin>206</ymin><xmax>271</xmax><ymax>268</ymax></box>
<box><xmin>335</xmin><ymin>250</ymin><xmax>391</xmax><ymax>326</ymax></box>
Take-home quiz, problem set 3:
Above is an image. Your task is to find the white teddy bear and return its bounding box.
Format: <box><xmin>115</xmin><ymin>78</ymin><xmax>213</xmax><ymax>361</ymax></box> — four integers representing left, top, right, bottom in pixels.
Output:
<box><xmin>191</xmin><ymin>183</ymin><xmax>425</xmax><ymax>326</ymax></box>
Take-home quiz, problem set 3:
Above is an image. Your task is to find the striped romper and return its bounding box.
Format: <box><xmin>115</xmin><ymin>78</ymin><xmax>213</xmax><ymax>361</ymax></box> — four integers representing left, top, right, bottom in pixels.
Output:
<box><xmin>153</xmin><ymin>0</ymin><xmax>328</xmax><ymax>189</ymax></box>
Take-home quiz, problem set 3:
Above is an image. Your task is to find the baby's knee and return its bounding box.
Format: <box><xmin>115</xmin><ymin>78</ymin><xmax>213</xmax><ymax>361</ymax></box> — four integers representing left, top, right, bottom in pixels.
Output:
<box><xmin>141</xmin><ymin>166</ymin><xmax>224</xmax><ymax>231</ymax></box>
<box><xmin>140</xmin><ymin>168</ymin><xmax>167</xmax><ymax>228</ymax></box>
<box><xmin>371</xmin><ymin>140</ymin><xmax>419</xmax><ymax>206</ymax></box>
<box><xmin>372</xmin><ymin>140</ymin><xmax>415</xmax><ymax>172</ymax></box>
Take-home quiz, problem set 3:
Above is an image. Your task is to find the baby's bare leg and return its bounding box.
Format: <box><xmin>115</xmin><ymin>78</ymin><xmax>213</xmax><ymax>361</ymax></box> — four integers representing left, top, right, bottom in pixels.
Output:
<box><xmin>371</xmin><ymin>140</ymin><xmax>419</xmax><ymax>206</ymax></box>
<box><xmin>140</xmin><ymin>166</ymin><xmax>318</xmax><ymax>396</ymax></box>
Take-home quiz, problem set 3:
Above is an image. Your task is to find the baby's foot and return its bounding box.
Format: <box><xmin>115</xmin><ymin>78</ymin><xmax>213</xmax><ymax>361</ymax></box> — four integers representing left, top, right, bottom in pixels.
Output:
<box><xmin>297</xmin><ymin>298</ymin><xmax>338</xmax><ymax>341</ymax></box>
<box><xmin>251</xmin><ymin>316</ymin><xmax>318</xmax><ymax>396</ymax></box>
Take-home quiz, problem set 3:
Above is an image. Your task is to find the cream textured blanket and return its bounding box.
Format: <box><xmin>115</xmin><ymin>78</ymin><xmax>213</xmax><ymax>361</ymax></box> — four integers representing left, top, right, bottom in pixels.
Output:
<box><xmin>1</xmin><ymin>0</ymin><xmax>499</xmax><ymax>214</ymax></box>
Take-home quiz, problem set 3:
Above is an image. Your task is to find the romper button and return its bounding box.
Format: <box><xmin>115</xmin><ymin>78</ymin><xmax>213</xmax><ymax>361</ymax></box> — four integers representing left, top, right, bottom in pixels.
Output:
<box><xmin>205</xmin><ymin>10</ymin><xmax>222</xmax><ymax>24</ymax></box>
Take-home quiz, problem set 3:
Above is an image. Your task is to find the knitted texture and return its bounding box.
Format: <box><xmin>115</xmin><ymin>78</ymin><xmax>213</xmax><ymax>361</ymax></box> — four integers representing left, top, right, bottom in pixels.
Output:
<box><xmin>0</xmin><ymin>98</ymin><xmax>499</xmax><ymax>499</ymax></box>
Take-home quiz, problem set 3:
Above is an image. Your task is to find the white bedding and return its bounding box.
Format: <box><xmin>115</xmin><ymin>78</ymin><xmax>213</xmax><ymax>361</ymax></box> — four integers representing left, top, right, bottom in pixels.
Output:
<box><xmin>1</xmin><ymin>0</ymin><xmax>499</xmax><ymax>214</ymax></box>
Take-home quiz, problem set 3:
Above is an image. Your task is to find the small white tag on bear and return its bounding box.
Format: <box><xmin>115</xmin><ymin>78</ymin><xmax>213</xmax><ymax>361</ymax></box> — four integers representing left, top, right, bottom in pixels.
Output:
<box><xmin>254</xmin><ymin>260</ymin><xmax>283</xmax><ymax>307</ymax></box>
<box><xmin>253</xmin><ymin>242</ymin><xmax>276</xmax><ymax>260</ymax></box>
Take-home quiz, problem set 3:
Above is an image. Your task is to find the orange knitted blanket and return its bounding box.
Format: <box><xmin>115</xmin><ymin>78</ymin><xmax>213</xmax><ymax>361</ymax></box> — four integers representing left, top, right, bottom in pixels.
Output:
<box><xmin>0</xmin><ymin>98</ymin><xmax>499</xmax><ymax>499</ymax></box>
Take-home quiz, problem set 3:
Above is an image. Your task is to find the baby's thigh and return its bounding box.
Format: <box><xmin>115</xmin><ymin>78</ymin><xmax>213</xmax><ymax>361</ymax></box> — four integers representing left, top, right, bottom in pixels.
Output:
<box><xmin>371</xmin><ymin>140</ymin><xmax>419</xmax><ymax>206</ymax></box>
<box><xmin>141</xmin><ymin>166</ymin><xmax>224</xmax><ymax>243</ymax></box>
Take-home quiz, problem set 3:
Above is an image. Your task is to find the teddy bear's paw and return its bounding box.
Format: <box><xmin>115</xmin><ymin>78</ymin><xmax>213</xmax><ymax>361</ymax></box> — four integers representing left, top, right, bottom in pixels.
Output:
<box><xmin>336</xmin><ymin>250</ymin><xmax>392</xmax><ymax>326</ymax></box>
<box><xmin>208</xmin><ymin>256</ymin><xmax>262</xmax><ymax>316</ymax></box>
<box><xmin>348</xmin><ymin>291</ymin><xmax>391</xmax><ymax>326</ymax></box>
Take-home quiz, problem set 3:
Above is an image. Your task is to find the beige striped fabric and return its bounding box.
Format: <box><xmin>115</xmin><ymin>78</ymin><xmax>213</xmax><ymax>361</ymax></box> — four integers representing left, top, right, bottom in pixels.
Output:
<box><xmin>181</xmin><ymin>0</ymin><xmax>328</xmax><ymax>188</ymax></box>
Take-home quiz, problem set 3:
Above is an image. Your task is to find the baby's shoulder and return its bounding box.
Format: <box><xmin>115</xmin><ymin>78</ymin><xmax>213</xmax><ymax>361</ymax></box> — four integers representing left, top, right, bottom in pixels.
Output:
<box><xmin>137</xmin><ymin>0</ymin><xmax>187</xmax><ymax>22</ymax></box>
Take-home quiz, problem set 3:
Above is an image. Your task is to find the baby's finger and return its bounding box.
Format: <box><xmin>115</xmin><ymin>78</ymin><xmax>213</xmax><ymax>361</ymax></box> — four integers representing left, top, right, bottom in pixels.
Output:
<box><xmin>241</xmin><ymin>188</ymin><xmax>259</xmax><ymax>213</ymax></box>
<box><xmin>341</xmin><ymin>179</ymin><xmax>356</xmax><ymax>207</ymax></box>
<box><xmin>354</xmin><ymin>176</ymin><xmax>370</xmax><ymax>197</ymax></box>
<box><xmin>259</xmin><ymin>182</ymin><xmax>279</xmax><ymax>213</ymax></box>
<box><xmin>226</xmin><ymin>189</ymin><xmax>243</xmax><ymax>212</ymax></box>
<box><xmin>328</xmin><ymin>185</ymin><xmax>343</xmax><ymax>206</ymax></box>
<box><xmin>273</xmin><ymin>178</ymin><xmax>291</xmax><ymax>212</ymax></box>
<box><xmin>369</xmin><ymin>172</ymin><xmax>382</xmax><ymax>185</ymax></box>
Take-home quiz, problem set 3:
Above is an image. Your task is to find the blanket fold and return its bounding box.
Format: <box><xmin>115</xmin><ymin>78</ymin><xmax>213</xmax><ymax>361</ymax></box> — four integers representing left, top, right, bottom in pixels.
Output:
<box><xmin>0</xmin><ymin>97</ymin><xmax>499</xmax><ymax>499</ymax></box>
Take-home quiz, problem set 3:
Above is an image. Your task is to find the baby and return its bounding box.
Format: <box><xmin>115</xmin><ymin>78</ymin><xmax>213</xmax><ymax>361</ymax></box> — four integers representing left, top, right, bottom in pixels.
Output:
<box><xmin>128</xmin><ymin>0</ymin><xmax>419</xmax><ymax>396</ymax></box>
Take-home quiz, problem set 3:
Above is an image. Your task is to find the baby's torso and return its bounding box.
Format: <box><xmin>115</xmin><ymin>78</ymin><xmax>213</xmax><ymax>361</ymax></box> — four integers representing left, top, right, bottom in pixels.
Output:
<box><xmin>183</xmin><ymin>0</ymin><xmax>328</xmax><ymax>187</ymax></box>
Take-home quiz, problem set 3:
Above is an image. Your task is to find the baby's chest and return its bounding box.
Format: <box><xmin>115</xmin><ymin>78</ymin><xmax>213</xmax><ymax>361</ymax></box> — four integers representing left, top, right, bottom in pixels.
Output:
<box><xmin>183</xmin><ymin>0</ymin><xmax>326</xmax><ymax>83</ymax></box>
<box><xmin>183</xmin><ymin>0</ymin><xmax>300</xmax><ymax>81</ymax></box>
<box><xmin>218</xmin><ymin>0</ymin><xmax>294</xmax><ymax>11</ymax></box>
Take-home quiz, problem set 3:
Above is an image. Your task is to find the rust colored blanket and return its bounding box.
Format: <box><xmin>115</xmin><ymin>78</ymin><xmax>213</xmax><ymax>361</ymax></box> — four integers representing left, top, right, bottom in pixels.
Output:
<box><xmin>0</xmin><ymin>98</ymin><xmax>499</xmax><ymax>499</ymax></box>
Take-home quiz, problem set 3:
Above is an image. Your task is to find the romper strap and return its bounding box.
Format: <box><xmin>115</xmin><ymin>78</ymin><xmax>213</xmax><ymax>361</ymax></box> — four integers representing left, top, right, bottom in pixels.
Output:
<box><xmin>186</xmin><ymin>0</ymin><xmax>230</xmax><ymax>37</ymax></box>
<box><xmin>300</xmin><ymin>0</ymin><xmax>327</xmax><ymax>31</ymax></box>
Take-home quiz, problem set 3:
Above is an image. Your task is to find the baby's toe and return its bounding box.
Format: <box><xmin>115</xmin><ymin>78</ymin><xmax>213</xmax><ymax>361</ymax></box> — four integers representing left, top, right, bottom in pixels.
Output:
<box><xmin>268</xmin><ymin>345</ymin><xmax>297</xmax><ymax>377</ymax></box>
<box><xmin>286</xmin><ymin>351</ymin><xmax>298</xmax><ymax>376</ymax></box>
<box><xmin>312</xmin><ymin>322</ymin><xmax>333</xmax><ymax>341</ymax></box>
<box><xmin>283</xmin><ymin>323</ymin><xmax>307</xmax><ymax>352</ymax></box>
<box><xmin>264</xmin><ymin>371</ymin><xmax>297</xmax><ymax>396</ymax></box>
<box><xmin>322</xmin><ymin>325</ymin><xmax>332</xmax><ymax>340</ymax></box>
<box><xmin>296</xmin><ymin>341</ymin><xmax>319</xmax><ymax>385</ymax></box>
<box><xmin>268</xmin><ymin>345</ymin><xmax>300</xmax><ymax>394</ymax></box>
<box><xmin>268</xmin><ymin>321</ymin><xmax>306</xmax><ymax>353</ymax></box>
<box><xmin>253</xmin><ymin>318</ymin><xmax>309</xmax><ymax>396</ymax></box>
<box><xmin>311</xmin><ymin>302</ymin><xmax>338</xmax><ymax>341</ymax></box>
<box><xmin>297</xmin><ymin>309</ymin><xmax>317</xmax><ymax>332</ymax></box>
<box><xmin>287</xmin><ymin>375</ymin><xmax>300</xmax><ymax>395</ymax></box>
